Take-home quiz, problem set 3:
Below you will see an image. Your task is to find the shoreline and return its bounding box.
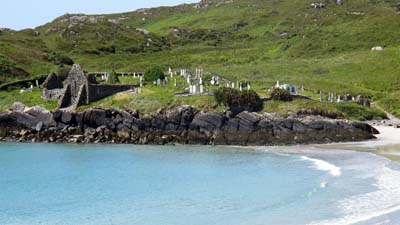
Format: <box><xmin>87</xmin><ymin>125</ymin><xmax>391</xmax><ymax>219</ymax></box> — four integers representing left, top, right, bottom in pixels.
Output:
<box><xmin>312</xmin><ymin>125</ymin><xmax>400</xmax><ymax>162</ymax></box>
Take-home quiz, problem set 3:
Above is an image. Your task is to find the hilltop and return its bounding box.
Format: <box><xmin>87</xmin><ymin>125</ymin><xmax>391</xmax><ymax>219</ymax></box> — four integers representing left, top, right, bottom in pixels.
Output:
<box><xmin>0</xmin><ymin>0</ymin><xmax>399</xmax><ymax>116</ymax></box>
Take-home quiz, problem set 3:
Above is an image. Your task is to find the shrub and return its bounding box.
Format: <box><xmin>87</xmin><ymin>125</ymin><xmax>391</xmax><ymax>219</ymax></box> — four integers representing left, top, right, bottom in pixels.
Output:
<box><xmin>108</xmin><ymin>70</ymin><xmax>120</xmax><ymax>84</ymax></box>
<box><xmin>297</xmin><ymin>108</ymin><xmax>344</xmax><ymax>119</ymax></box>
<box><xmin>336</xmin><ymin>103</ymin><xmax>387</xmax><ymax>121</ymax></box>
<box><xmin>214</xmin><ymin>87</ymin><xmax>263</xmax><ymax>112</ymax></box>
<box><xmin>144</xmin><ymin>66</ymin><xmax>165</xmax><ymax>82</ymax></box>
<box><xmin>48</xmin><ymin>52</ymin><xmax>74</xmax><ymax>66</ymax></box>
<box><xmin>270</xmin><ymin>88</ymin><xmax>293</xmax><ymax>101</ymax></box>
<box><xmin>98</xmin><ymin>45</ymin><xmax>116</xmax><ymax>54</ymax></box>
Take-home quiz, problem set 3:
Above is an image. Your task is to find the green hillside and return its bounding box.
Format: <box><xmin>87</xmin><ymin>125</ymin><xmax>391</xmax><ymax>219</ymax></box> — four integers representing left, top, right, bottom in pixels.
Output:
<box><xmin>0</xmin><ymin>0</ymin><xmax>399</xmax><ymax>116</ymax></box>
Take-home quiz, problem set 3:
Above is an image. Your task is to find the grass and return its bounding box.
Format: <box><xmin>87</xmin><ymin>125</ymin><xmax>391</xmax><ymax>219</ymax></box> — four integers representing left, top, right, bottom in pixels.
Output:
<box><xmin>79</xmin><ymin>84</ymin><xmax>218</xmax><ymax>115</ymax></box>
<box><xmin>0</xmin><ymin>89</ymin><xmax>57</xmax><ymax>111</ymax></box>
<box><xmin>262</xmin><ymin>99</ymin><xmax>386</xmax><ymax>121</ymax></box>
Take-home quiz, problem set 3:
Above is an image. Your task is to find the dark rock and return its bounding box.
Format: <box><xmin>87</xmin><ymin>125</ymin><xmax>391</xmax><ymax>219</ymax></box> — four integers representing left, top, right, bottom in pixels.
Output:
<box><xmin>190</xmin><ymin>112</ymin><xmax>225</xmax><ymax>133</ymax></box>
<box><xmin>61</xmin><ymin>111</ymin><xmax>74</xmax><ymax>124</ymax></box>
<box><xmin>0</xmin><ymin>106</ymin><xmax>378</xmax><ymax>145</ymax></box>
<box><xmin>236</xmin><ymin>111</ymin><xmax>261</xmax><ymax>132</ymax></box>
<box><xmin>80</xmin><ymin>109</ymin><xmax>106</xmax><ymax>128</ymax></box>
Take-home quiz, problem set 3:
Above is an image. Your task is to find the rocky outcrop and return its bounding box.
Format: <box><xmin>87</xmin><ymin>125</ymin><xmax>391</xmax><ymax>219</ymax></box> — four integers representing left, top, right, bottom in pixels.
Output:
<box><xmin>0</xmin><ymin>103</ymin><xmax>378</xmax><ymax>145</ymax></box>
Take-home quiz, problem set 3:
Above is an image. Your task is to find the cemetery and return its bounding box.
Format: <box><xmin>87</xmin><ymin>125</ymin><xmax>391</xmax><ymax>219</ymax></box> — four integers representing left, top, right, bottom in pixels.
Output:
<box><xmin>0</xmin><ymin>63</ymin><xmax>384</xmax><ymax>121</ymax></box>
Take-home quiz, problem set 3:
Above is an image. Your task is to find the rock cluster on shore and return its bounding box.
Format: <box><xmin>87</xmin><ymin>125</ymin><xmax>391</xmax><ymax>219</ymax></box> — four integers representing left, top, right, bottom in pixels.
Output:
<box><xmin>0</xmin><ymin>103</ymin><xmax>379</xmax><ymax>145</ymax></box>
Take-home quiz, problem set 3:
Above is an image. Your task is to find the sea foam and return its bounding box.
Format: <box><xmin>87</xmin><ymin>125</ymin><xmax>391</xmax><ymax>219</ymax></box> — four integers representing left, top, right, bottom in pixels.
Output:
<box><xmin>311</xmin><ymin>157</ymin><xmax>400</xmax><ymax>225</ymax></box>
<box><xmin>301</xmin><ymin>156</ymin><xmax>342</xmax><ymax>177</ymax></box>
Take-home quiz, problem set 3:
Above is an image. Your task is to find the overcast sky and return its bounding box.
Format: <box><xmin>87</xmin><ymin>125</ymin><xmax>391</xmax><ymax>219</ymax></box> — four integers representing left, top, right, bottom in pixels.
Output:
<box><xmin>0</xmin><ymin>0</ymin><xmax>198</xmax><ymax>30</ymax></box>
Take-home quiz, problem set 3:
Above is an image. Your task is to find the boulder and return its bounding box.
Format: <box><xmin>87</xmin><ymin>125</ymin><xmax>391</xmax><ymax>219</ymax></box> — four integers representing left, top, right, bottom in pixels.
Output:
<box><xmin>236</xmin><ymin>111</ymin><xmax>261</xmax><ymax>131</ymax></box>
<box><xmin>0</xmin><ymin>111</ymin><xmax>39</xmax><ymax>129</ymax></box>
<box><xmin>23</xmin><ymin>106</ymin><xmax>55</xmax><ymax>127</ymax></box>
<box><xmin>371</xmin><ymin>46</ymin><xmax>384</xmax><ymax>51</ymax></box>
<box><xmin>79</xmin><ymin>109</ymin><xmax>107</xmax><ymax>128</ymax></box>
<box><xmin>12</xmin><ymin>102</ymin><xmax>26</xmax><ymax>112</ymax></box>
<box><xmin>61</xmin><ymin>111</ymin><xmax>74</xmax><ymax>124</ymax></box>
<box><xmin>190</xmin><ymin>112</ymin><xmax>225</xmax><ymax>132</ymax></box>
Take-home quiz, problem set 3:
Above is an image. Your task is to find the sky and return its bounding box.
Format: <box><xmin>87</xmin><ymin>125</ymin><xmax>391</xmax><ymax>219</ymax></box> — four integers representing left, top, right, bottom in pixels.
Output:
<box><xmin>0</xmin><ymin>0</ymin><xmax>198</xmax><ymax>30</ymax></box>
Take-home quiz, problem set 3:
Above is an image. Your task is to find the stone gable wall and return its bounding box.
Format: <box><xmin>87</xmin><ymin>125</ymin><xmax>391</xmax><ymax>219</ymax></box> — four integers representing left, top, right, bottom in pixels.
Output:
<box><xmin>43</xmin><ymin>73</ymin><xmax>63</xmax><ymax>90</ymax></box>
<box><xmin>65</xmin><ymin>64</ymin><xmax>87</xmax><ymax>99</ymax></box>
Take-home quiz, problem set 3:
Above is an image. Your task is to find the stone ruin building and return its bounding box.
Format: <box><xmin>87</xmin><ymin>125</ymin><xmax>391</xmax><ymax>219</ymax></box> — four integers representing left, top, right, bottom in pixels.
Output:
<box><xmin>42</xmin><ymin>64</ymin><xmax>137</xmax><ymax>110</ymax></box>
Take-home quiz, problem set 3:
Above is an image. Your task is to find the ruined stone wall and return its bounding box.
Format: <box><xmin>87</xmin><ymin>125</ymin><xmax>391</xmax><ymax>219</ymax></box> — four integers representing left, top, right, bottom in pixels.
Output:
<box><xmin>75</xmin><ymin>84</ymin><xmax>89</xmax><ymax>108</ymax></box>
<box><xmin>58</xmin><ymin>85</ymin><xmax>72</xmax><ymax>108</ymax></box>
<box><xmin>87</xmin><ymin>84</ymin><xmax>137</xmax><ymax>102</ymax></box>
<box><xmin>42</xmin><ymin>88</ymin><xmax>64</xmax><ymax>100</ymax></box>
<box><xmin>65</xmin><ymin>64</ymin><xmax>87</xmax><ymax>99</ymax></box>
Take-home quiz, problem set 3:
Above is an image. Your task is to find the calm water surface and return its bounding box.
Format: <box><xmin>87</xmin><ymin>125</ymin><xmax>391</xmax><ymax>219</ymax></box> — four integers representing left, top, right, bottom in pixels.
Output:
<box><xmin>0</xmin><ymin>143</ymin><xmax>399</xmax><ymax>225</ymax></box>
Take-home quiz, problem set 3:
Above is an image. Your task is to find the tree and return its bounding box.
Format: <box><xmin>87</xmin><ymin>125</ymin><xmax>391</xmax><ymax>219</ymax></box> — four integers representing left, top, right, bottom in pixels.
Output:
<box><xmin>108</xmin><ymin>70</ymin><xmax>120</xmax><ymax>84</ymax></box>
<box><xmin>270</xmin><ymin>88</ymin><xmax>293</xmax><ymax>101</ymax></box>
<box><xmin>215</xmin><ymin>87</ymin><xmax>263</xmax><ymax>112</ymax></box>
<box><xmin>144</xmin><ymin>66</ymin><xmax>165</xmax><ymax>82</ymax></box>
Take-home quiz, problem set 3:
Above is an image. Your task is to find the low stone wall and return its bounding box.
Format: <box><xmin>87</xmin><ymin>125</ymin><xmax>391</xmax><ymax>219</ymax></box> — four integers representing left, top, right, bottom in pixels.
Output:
<box><xmin>0</xmin><ymin>76</ymin><xmax>46</xmax><ymax>91</ymax></box>
<box><xmin>0</xmin><ymin>104</ymin><xmax>379</xmax><ymax>145</ymax></box>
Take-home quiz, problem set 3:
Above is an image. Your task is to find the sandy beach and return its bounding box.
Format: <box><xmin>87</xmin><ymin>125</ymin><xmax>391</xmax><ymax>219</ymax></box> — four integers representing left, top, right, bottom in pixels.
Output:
<box><xmin>313</xmin><ymin>126</ymin><xmax>400</xmax><ymax>161</ymax></box>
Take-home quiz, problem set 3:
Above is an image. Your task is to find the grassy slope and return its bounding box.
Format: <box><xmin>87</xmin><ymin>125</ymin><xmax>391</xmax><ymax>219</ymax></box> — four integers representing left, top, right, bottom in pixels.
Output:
<box><xmin>0</xmin><ymin>0</ymin><xmax>399</xmax><ymax>117</ymax></box>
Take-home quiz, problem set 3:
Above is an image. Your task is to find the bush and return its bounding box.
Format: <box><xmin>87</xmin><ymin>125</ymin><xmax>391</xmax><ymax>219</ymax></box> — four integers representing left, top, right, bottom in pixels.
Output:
<box><xmin>297</xmin><ymin>108</ymin><xmax>344</xmax><ymax>119</ymax></box>
<box><xmin>48</xmin><ymin>52</ymin><xmax>74</xmax><ymax>66</ymax></box>
<box><xmin>144</xmin><ymin>66</ymin><xmax>165</xmax><ymax>82</ymax></box>
<box><xmin>214</xmin><ymin>87</ymin><xmax>263</xmax><ymax>112</ymax></box>
<box><xmin>108</xmin><ymin>70</ymin><xmax>120</xmax><ymax>84</ymax></box>
<box><xmin>98</xmin><ymin>45</ymin><xmax>116</xmax><ymax>54</ymax></box>
<box><xmin>270</xmin><ymin>88</ymin><xmax>293</xmax><ymax>101</ymax></box>
<box><xmin>336</xmin><ymin>103</ymin><xmax>387</xmax><ymax>121</ymax></box>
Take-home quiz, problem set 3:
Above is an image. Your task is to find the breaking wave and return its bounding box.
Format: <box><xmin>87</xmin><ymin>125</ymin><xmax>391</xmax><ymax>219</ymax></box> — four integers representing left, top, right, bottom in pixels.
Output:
<box><xmin>301</xmin><ymin>156</ymin><xmax>342</xmax><ymax>177</ymax></box>
<box><xmin>311</xmin><ymin>157</ymin><xmax>400</xmax><ymax>225</ymax></box>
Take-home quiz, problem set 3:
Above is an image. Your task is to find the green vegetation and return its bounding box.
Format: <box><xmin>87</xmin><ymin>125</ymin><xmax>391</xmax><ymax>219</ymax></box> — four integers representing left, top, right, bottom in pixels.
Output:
<box><xmin>0</xmin><ymin>0</ymin><xmax>399</xmax><ymax>118</ymax></box>
<box><xmin>107</xmin><ymin>71</ymin><xmax>120</xmax><ymax>84</ymax></box>
<box><xmin>47</xmin><ymin>52</ymin><xmax>74</xmax><ymax>66</ymax></box>
<box><xmin>79</xmin><ymin>85</ymin><xmax>218</xmax><ymax>115</ymax></box>
<box><xmin>53</xmin><ymin>65</ymin><xmax>71</xmax><ymax>81</ymax></box>
<box><xmin>263</xmin><ymin>99</ymin><xmax>386</xmax><ymax>121</ymax></box>
<box><xmin>215</xmin><ymin>87</ymin><xmax>263</xmax><ymax>112</ymax></box>
<box><xmin>144</xmin><ymin>66</ymin><xmax>165</xmax><ymax>82</ymax></box>
<box><xmin>0</xmin><ymin>90</ymin><xmax>57</xmax><ymax>111</ymax></box>
<box><xmin>270</xmin><ymin>88</ymin><xmax>293</xmax><ymax>102</ymax></box>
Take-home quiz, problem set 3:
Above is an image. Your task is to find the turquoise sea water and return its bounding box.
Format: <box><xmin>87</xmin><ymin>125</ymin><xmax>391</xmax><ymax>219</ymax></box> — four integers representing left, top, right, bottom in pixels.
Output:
<box><xmin>0</xmin><ymin>143</ymin><xmax>399</xmax><ymax>225</ymax></box>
